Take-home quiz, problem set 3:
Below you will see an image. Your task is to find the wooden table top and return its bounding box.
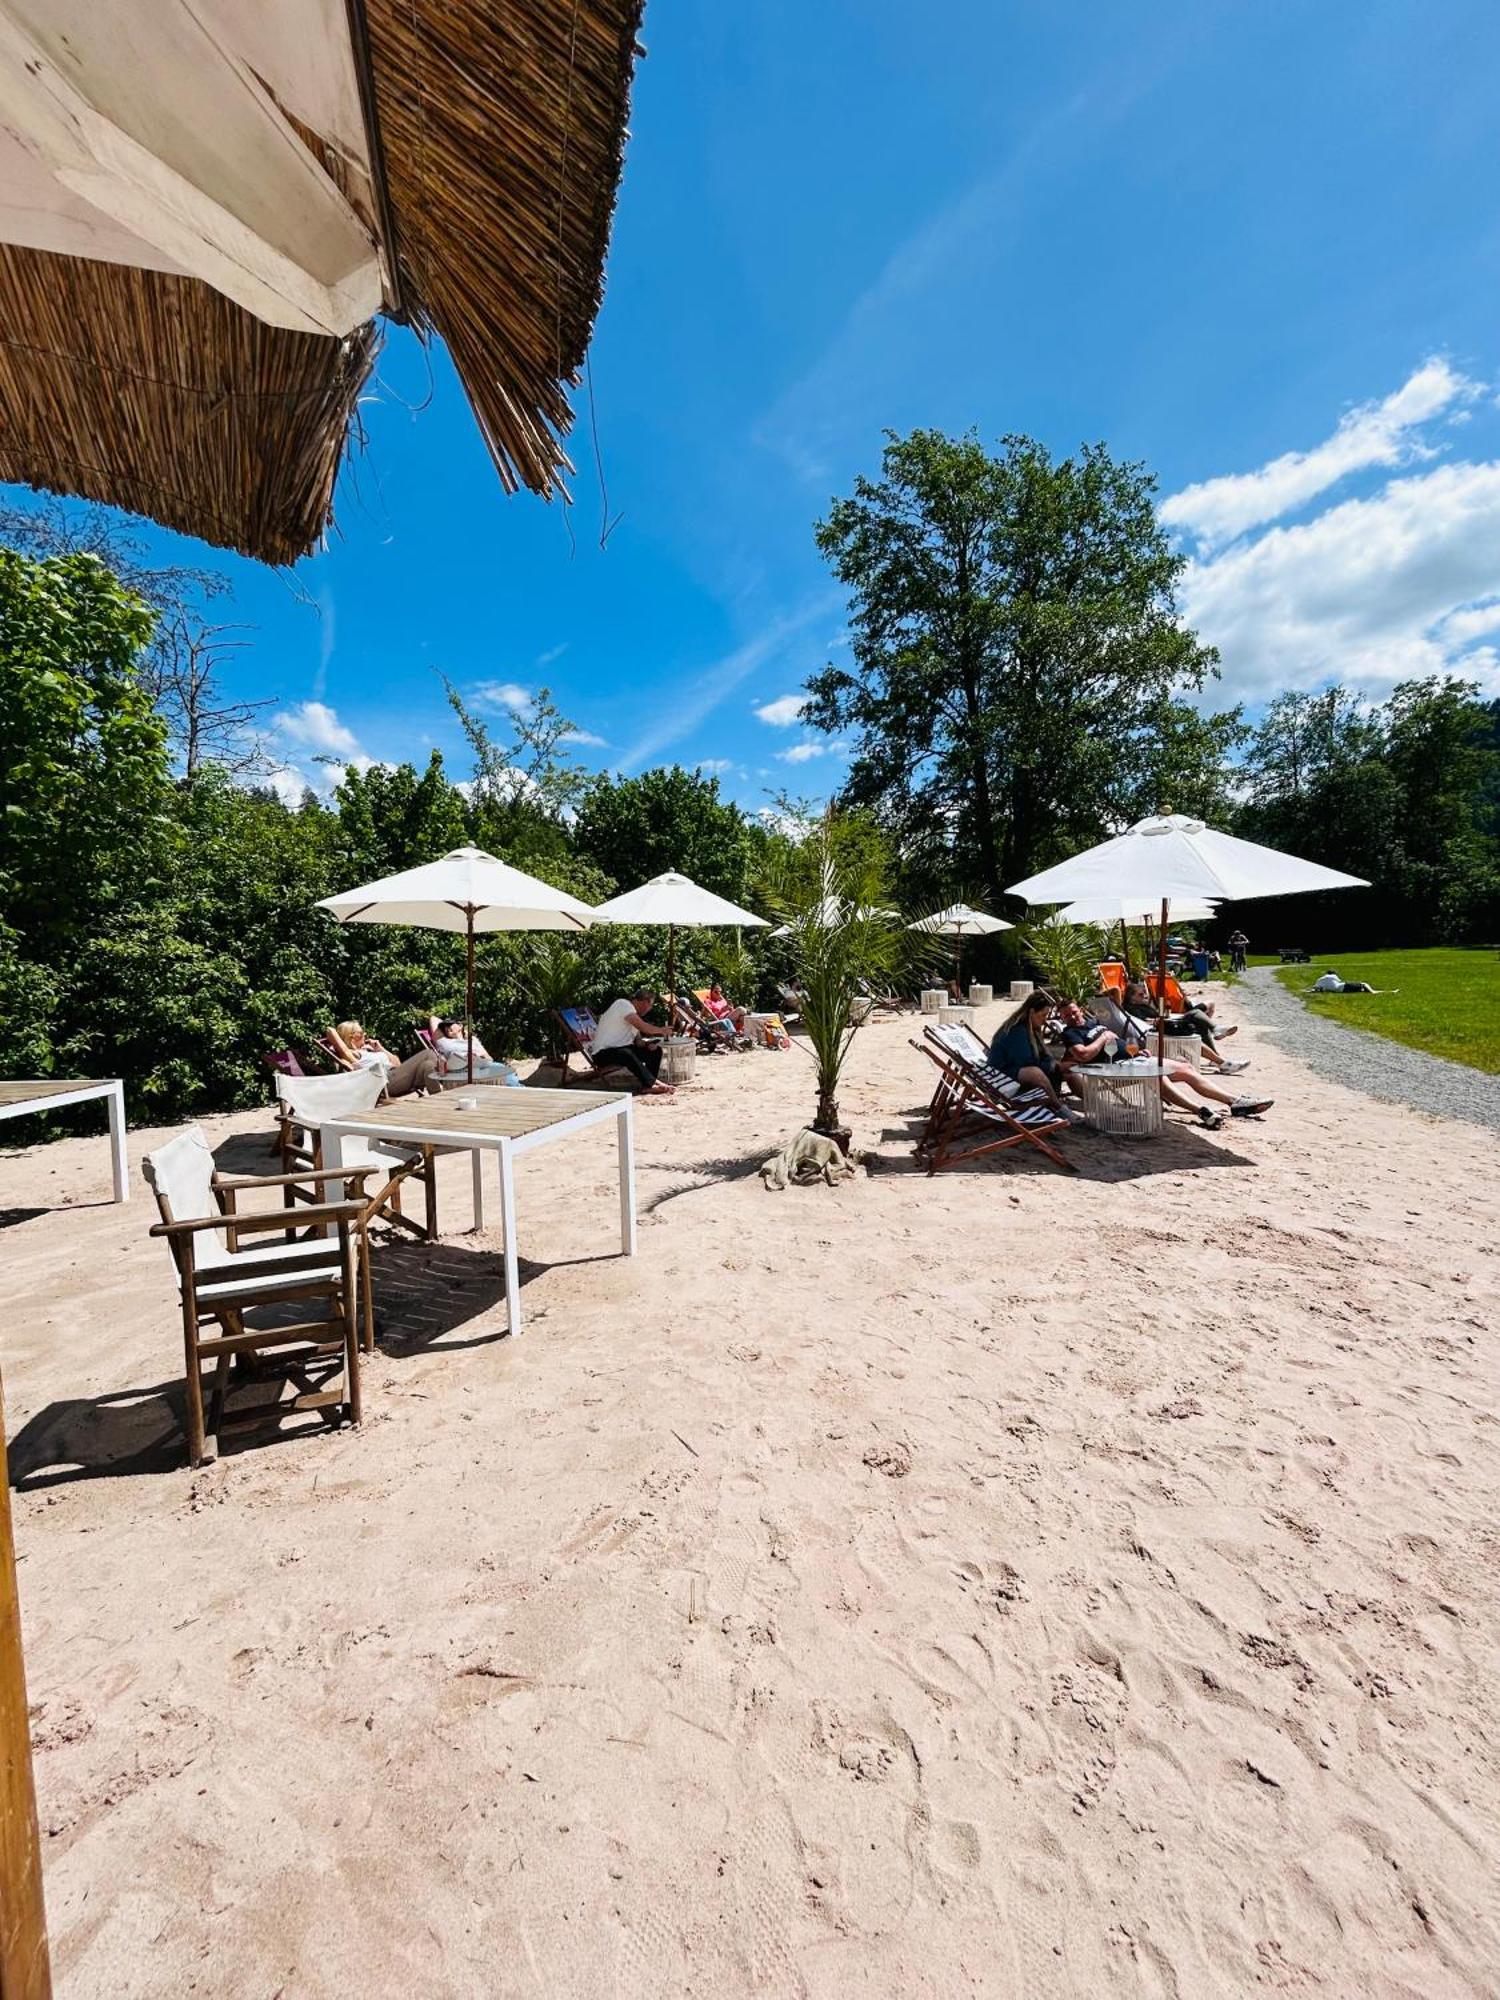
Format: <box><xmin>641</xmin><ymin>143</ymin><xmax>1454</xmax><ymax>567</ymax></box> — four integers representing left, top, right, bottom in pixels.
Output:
<box><xmin>317</xmin><ymin>1084</ymin><xmax>626</xmax><ymax>1141</ymax></box>
<box><xmin>0</xmin><ymin>1078</ymin><xmax>114</xmax><ymax>1107</ymax></box>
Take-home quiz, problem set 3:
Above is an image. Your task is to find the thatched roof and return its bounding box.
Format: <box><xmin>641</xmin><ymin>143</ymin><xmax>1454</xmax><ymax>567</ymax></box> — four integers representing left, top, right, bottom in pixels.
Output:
<box><xmin>0</xmin><ymin>0</ymin><xmax>644</xmax><ymax>565</ymax></box>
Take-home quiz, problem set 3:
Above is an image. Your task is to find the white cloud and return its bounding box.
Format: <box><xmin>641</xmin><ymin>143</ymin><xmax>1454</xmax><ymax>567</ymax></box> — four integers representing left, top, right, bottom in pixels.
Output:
<box><xmin>470</xmin><ymin>680</ymin><xmax>532</xmax><ymax>713</ymax></box>
<box><xmin>776</xmin><ymin>737</ymin><xmax>848</xmax><ymax>765</ymax></box>
<box><xmin>266</xmin><ymin>766</ymin><xmax>313</xmax><ymax>808</ymax></box>
<box><xmin>1179</xmin><ymin>459</ymin><xmax>1500</xmax><ymax>703</ymax></box>
<box><xmin>1161</xmin><ymin>358</ymin><xmax>1478</xmax><ymax>550</ymax></box>
<box><xmin>695</xmin><ymin>758</ymin><xmax>735</xmax><ymax>775</ymax></box>
<box><xmin>535</xmin><ymin>643</ymin><xmax>568</xmax><ymax>669</ymax></box>
<box><xmin>561</xmin><ymin>727</ymin><xmax>608</xmax><ymax>748</ymax></box>
<box><xmin>754</xmin><ymin>693</ymin><xmax>807</xmax><ymax>727</ymax></box>
<box><xmin>273</xmin><ymin>700</ymin><xmax>361</xmax><ymax>758</ymax></box>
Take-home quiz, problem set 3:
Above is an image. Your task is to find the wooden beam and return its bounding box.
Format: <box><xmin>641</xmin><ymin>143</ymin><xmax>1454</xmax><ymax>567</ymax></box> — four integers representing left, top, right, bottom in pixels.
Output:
<box><xmin>0</xmin><ymin>1370</ymin><xmax>49</xmax><ymax>2000</ymax></box>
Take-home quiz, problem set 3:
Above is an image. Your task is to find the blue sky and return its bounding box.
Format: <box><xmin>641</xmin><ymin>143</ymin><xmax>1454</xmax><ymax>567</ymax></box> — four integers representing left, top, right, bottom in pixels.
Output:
<box><xmin>8</xmin><ymin>0</ymin><xmax>1500</xmax><ymax>814</ymax></box>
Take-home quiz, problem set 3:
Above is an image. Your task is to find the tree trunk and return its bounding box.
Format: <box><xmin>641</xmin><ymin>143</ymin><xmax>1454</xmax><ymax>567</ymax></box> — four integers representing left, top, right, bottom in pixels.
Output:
<box><xmin>953</xmin><ymin>541</ymin><xmax>1003</xmax><ymax>902</ymax></box>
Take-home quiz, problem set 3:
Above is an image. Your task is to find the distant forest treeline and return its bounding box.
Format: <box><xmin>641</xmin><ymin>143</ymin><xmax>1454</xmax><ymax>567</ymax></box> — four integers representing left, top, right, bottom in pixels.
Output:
<box><xmin>3</xmin><ymin>444</ymin><xmax>1497</xmax><ymax>1120</ymax></box>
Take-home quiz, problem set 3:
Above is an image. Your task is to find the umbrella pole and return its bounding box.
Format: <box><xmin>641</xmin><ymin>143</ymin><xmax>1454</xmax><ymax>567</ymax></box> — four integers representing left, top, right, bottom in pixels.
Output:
<box><xmin>667</xmin><ymin>924</ymin><xmax>676</xmax><ymax>1013</ymax></box>
<box><xmin>466</xmin><ymin>913</ymin><xmax>475</xmax><ymax>1084</ymax></box>
<box><xmin>1120</xmin><ymin>920</ymin><xmax>1130</xmax><ymax>980</ymax></box>
<box><xmin>1156</xmin><ymin>897</ymin><xmax>1169</xmax><ymax>1068</ymax></box>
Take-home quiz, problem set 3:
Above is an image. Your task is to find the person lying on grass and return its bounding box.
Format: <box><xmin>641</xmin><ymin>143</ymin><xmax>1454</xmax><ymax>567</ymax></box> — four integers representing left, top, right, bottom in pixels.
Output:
<box><xmin>1310</xmin><ymin>970</ymin><xmax>1397</xmax><ymax>994</ymax></box>
<box><xmin>1058</xmin><ymin>1002</ymin><xmax>1271</xmax><ymax>1130</ymax></box>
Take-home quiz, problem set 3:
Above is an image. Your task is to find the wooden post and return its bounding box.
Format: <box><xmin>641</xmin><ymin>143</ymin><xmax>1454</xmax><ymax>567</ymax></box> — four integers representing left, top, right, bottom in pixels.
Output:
<box><xmin>465</xmin><ymin>911</ymin><xmax>476</xmax><ymax>1084</ymax></box>
<box><xmin>1156</xmin><ymin>896</ymin><xmax>1170</xmax><ymax>1069</ymax></box>
<box><xmin>0</xmin><ymin>1373</ymin><xmax>51</xmax><ymax>2000</ymax></box>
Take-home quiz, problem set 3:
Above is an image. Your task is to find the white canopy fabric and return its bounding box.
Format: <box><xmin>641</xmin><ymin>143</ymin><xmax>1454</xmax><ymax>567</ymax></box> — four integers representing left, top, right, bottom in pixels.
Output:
<box><xmin>907</xmin><ymin>903</ymin><xmax>1013</xmax><ymax>936</ymax></box>
<box><xmin>0</xmin><ymin>0</ymin><xmax>383</xmax><ymax>336</ymax></box>
<box><xmin>1055</xmin><ymin>894</ymin><xmax>1219</xmax><ymax>927</ymax></box>
<box><xmin>590</xmin><ymin>871</ymin><xmax>767</xmax><ymax>930</ymax></box>
<box><xmin>1007</xmin><ymin>814</ymin><xmax>1368</xmax><ymax>909</ymax></box>
<box><xmin>317</xmin><ymin>847</ymin><xmax>595</xmax><ymax>933</ymax></box>
<box><xmin>317</xmin><ymin>847</ymin><xmax>595</xmax><ymax>1080</ymax></box>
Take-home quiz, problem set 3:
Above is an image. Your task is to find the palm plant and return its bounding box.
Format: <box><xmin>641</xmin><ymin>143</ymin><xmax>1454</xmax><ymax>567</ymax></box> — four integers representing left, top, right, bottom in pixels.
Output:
<box><xmin>765</xmin><ymin>823</ymin><xmax>936</xmax><ymax>1136</ymax></box>
<box><xmin>520</xmin><ymin>935</ymin><xmax>591</xmax><ymax>1064</ymax></box>
<box><xmin>1016</xmin><ymin>916</ymin><xmax>1110</xmax><ymax>1004</ymax></box>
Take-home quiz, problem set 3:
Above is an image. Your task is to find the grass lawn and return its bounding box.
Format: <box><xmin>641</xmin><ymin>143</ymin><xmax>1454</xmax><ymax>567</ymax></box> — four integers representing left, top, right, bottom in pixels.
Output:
<box><xmin>1271</xmin><ymin>947</ymin><xmax>1500</xmax><ymax>1073</ymax></box>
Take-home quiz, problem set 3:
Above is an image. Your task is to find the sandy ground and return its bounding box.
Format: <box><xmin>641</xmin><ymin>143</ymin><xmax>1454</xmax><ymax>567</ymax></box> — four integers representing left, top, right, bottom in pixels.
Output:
<box><xmin>3</xmin><ymin>995</ymin><xmax>1500</xmax><ymax>1999</ymax></box>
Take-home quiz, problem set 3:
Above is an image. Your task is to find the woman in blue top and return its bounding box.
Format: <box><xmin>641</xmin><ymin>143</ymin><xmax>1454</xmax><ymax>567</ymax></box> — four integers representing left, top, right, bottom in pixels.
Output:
<box><xmin>987</xmin><ymin>991</ymin><xmax>1065</xmax><ymax>1107</ymax></box>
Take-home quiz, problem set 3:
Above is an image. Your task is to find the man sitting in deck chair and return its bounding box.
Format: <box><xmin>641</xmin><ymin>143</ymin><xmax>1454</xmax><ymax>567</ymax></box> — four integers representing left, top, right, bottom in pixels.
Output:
<box><xmin>1060</xmin><ymin>1000</ymin><xmax>1272</xmax><ymax>1131</ymax></box>
<box><xmin>1091</xmin><ymin>991</ymin><xmax>1248</xmax><ymax>1076</ymax></box>
<box><xmin>590</xmin><ymin>988</ymin><xmax>676</xmax><ymax>1096</ymax></box>
<box><xmin>1122</xmin><ymin>980</ymin><xmax>1247</xmax><ymax>1072</ymax></box>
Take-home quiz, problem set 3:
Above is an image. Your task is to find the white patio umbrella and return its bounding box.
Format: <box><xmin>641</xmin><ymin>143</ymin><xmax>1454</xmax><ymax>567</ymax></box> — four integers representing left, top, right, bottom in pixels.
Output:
<box><xmin>1007</xmin><ymin>814</ymin><xmax>1367</xmax><ymax>1058</ymax></box>
<box><xmin>590</xmin><ymin>870</ymin><xmax>768</xmax><ymax>1001</ymax></box>
<box><xmin>907</xmin><ymin>902</ymin><xmax>1013</xmax><ymax>989</ymax></box>
<box><xmin>317</xmin><ymin>847</ymin><xmax>596</xmax><ymax>1081</ymax></box>
<box><xmin>1054</xmin><ymin>892</ymin><xmax>1219</xmax><ymax>977</ymax></box>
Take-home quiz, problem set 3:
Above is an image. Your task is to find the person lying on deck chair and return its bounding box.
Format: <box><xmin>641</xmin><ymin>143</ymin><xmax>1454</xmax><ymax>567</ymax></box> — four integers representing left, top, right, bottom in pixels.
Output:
<box><xmin>987</xmin><ymin>993</ymin><xmax>1084</xmax><ymax>1120</ymax></box>
<box><xmin>702</xmin><ymin>982</ymin><xmax>749</xmax><ymax>1034</ymax></box>
<box><xmin>331</xmin><ymin>1021</ymin><xmax>443</xmax><ymax>1098</ymax></box>
<box><xmin>1059</xmin><ymin>1002</ymin><xmax>1272</xmax><ymax>1131</ymax></box>
<box><xmin>669</xmin><ymin>992</ymin><xmax>733</xmax><ymax>1050</ymax></box>
<box><xmin>1123</xmin><ymin>980</ymin><xmax>1248</xmax><ymax>1073</ymax></box>
<box><xmin>429</xmin><ymin>1017</ymin><xmax>521</xmax><ymax>1086</ymax></box>
<box><xmin>590</xmin><ymin>988</ymin><xmax>675</xmax><ymax>1096</ymax></box>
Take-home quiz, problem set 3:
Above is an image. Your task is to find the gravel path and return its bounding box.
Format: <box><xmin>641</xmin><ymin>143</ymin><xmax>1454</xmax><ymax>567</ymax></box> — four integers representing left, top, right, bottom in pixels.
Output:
<box><xmin>1234</xmin><ymin>965</ymin><xmax>1500</xmax><ymax>1134</ymax></box>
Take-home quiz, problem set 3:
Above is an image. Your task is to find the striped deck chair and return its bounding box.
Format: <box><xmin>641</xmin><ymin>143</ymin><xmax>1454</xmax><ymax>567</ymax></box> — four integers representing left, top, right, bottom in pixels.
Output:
<box><xmin>912</xmin><ymin>1022</ymin><xmax>1076</xmax><ymax>1175</ymax></box>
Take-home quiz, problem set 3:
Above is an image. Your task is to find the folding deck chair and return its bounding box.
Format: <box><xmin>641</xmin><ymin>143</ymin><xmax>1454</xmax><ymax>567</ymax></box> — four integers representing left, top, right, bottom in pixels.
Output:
<box><xmin>912</xmin><ymin>1022</ymin><xmax>1076</xmax><ymax>1175</ymax></box>
<box><xmin>553</xmin><ymin>1007</ymin><xmax>652</xmax><ymax>1088</ymax></box>
<box><xmin>144</xmin><ymin>1126</ymin><xmax>367</xmax><ymax>1465</ymax></box>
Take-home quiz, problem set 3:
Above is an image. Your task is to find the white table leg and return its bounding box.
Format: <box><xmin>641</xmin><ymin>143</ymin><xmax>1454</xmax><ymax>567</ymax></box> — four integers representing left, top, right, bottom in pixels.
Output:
<box><xmin>323</xmin><ymin>1126</ymin><xmax>347</xmax><ymax>1202</ymax></box>
<box><xmin>107</xmin><ymin>1080</ymin><xmax>129</xmax><ymax>1203</ymax></box>
<box><xmin>618</xmin><ymin>1100</ymin><xmax>637</xmax><ymax>1257</ymax></box>
<box><xmin>499</xmin><ymin>1140</ymin><xmax>520</xmax><ymax>1337</ymax></box>
<box><xmin>471</xmin><ymin>1145</ymin><xmax>485</xmax><ymax>1232</ymax></box>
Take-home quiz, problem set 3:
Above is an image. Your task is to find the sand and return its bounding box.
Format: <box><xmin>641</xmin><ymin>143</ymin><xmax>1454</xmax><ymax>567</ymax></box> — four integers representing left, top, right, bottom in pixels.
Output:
<box><xmin>3</xmin><ymin>996</ymin><xmax>1499</xmax><ymax>1998</ymax></box>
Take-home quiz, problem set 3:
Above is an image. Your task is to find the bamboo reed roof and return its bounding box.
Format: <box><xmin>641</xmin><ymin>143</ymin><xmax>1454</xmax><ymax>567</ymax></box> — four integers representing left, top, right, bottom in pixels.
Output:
<box><xmin>0</xmin><ymin>0</ymin><xmax>644</xmax><ymax>565</ymax></box>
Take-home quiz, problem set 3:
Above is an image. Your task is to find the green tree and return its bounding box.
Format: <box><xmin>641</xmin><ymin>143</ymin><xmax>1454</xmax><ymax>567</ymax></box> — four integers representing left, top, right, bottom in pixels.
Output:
<box><xmin>0</xmin><ymin>549</ymin><xmax>170</xmax><ymax>956</ymax></box>
<box><xmin>809</xmin><ymin>429</ymin><xmax>1221</xmax><ymax>900</ymax></box>
<box><xmin>573</xmin><ymin>765</ymin><xmax>754</xmax><ymax>901</ymax></box>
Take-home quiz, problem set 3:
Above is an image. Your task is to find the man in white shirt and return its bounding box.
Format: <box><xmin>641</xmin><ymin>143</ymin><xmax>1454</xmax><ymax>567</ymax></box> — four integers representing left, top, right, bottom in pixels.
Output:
<box><xmin>590</xmin><ymin>988</ymin><xmax>674</xmax><ymax>1094</ymax></box>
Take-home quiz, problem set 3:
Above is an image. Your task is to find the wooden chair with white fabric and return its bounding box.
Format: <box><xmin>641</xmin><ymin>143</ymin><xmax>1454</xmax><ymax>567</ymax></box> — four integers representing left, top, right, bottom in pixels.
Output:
<box><xmin>143</xmin><ymin>1127</ymin><xmax>367</xmax><ymax>1466</ymax></box>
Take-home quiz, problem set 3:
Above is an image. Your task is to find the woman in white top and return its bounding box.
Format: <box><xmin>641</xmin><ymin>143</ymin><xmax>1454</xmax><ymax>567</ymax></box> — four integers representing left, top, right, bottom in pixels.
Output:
<box><xmin>331</xmin><ymin>1021</ymin><xmax>442</xmax><ymax>1098</ymax></box>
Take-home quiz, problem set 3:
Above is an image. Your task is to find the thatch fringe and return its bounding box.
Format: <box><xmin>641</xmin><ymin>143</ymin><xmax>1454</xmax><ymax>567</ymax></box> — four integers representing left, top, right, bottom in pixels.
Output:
<box><xmin>0</xmin><ymin>1</ymin><xmax>642</xmax><ymax>559</ymax></box>
<box><xmin>0</xmin><ymin>246</ymin><xmax>377</xmax><ymax>566</ymax></box>
<box><xmin>365</xmin><ymin>0</ymin><xmax>645</xmax><ymax>498</ymax></box>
